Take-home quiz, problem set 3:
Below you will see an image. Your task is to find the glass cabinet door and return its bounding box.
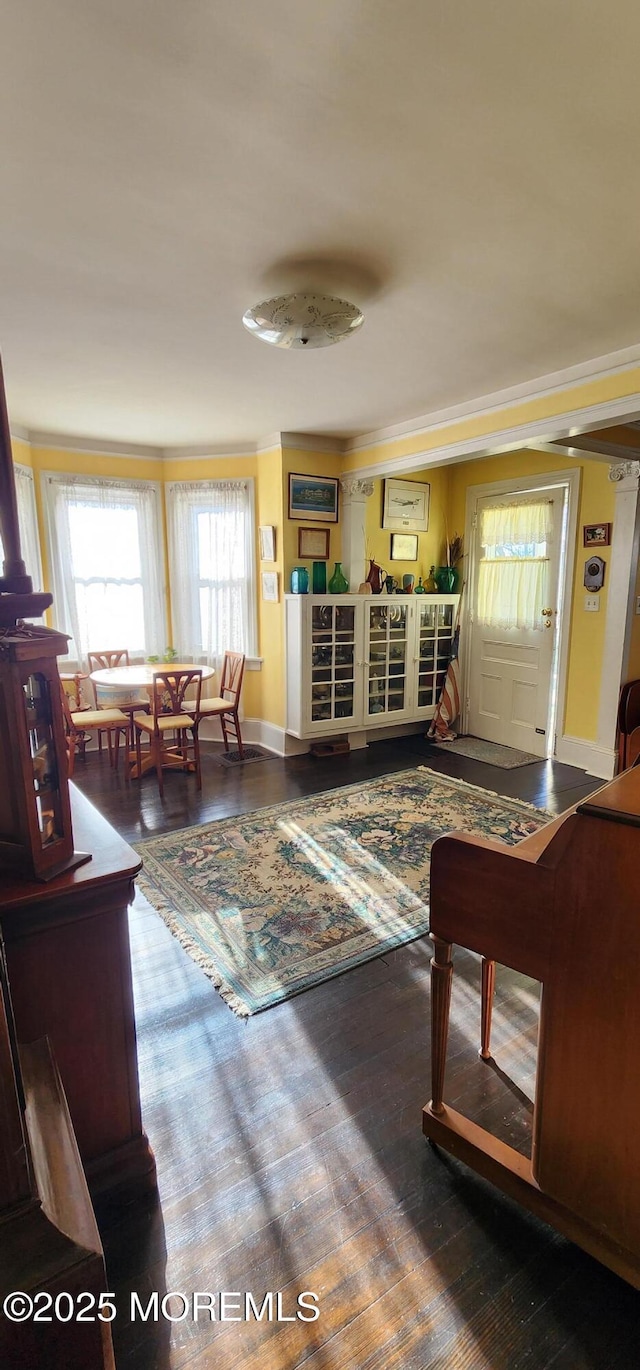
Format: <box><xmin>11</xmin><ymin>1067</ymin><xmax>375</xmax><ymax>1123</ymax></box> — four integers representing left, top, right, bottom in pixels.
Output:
<box><xmin>365</xmin><ymin>601</ymin><xmax>408</xmax><ymax>718</ymax></box>
<box><xmin>310</xmin><ymin>602</ymin><xmax>357</xmax><ymax>725</ymax></box>
<box><xmin>416</xmin><ymin>599</ymin><xmax>455</xmax><ymax>710</ymax></box>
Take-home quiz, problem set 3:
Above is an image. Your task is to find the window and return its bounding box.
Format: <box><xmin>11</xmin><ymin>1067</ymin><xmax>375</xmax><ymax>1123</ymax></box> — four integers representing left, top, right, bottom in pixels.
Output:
<box><xmin>0</xmin><ymin>463</ymin><xmax>43</xmax><ymax>591</ymax></box>
<box><xmin>43</xmin><ymin>474</ymin><xmax>165</xmax><ymax>663</ymax></box>
<box><xmin>477</xmin><ymin>498</ymin><xmax>553</xmax><ymax>630</ymax></box>
<box><xmin>166</xmin><ymin>480</ymin><xmax>256</xmax><ymax>662</ymax></box>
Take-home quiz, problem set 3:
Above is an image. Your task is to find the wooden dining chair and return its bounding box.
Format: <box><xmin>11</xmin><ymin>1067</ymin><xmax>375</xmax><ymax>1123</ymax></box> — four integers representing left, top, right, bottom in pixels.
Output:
<box><xmin>59</xmin><ymin>682</ymin><xmax>129</xmax><ymax>779</ymax></box>
<box><xmin>186</xmin><ymin>651</ymin><xmax>246</xmax><ymax>758</ymax></box>
<box><xmin>87</xmin><ymin>648</ymin><xmax>150</xmax><ymax>751</ymax></box>
<box><xmin>133</xmin><ymin>669</ymin><xmax>203</xmax><ymax>796</ymax></box>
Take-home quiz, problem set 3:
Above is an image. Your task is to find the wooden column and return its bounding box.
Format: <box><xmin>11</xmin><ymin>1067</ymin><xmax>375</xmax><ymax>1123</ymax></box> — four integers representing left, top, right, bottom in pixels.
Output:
<box><xmin>339</xmin><ymin>477</ymin><xmax>374</xmax><ymax>592</ymax></box>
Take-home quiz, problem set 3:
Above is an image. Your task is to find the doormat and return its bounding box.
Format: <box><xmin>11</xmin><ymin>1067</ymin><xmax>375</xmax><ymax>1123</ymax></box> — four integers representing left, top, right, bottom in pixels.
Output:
<box><xmin>134</xmin><ymin>767</ymin><xmax>549</xmax><ymax>1015</ymax></box>
<box><xmin>432</xmin><ymin>735</ymin><xmax>541</xmax><ymax>768</ymax></box>
<box><xmin>217</xmin><ymin>746</ymin><xmax>268</xmax><ymax>767</ymax></box>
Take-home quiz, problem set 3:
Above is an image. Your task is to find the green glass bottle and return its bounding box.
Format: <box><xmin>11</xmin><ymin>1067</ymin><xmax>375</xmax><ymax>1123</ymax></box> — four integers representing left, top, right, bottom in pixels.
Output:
<box><xmin>328</xmin><ymin>561</ymin><xmax>349</xmax><ymax>593</ymax></box>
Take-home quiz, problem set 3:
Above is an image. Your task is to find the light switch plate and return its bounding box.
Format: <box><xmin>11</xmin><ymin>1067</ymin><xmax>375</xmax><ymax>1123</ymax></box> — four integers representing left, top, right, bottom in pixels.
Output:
<box><xmin>585</xmin><ymin>595</ymin><xmax>600</xmax><ymax>612</ymax></box>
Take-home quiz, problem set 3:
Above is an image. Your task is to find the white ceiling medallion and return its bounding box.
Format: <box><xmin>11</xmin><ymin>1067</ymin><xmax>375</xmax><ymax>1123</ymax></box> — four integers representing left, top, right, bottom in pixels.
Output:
<box><xmin>242</xmin><ymin>292</ymin><xmax>364</xmax><ymax>349</ymax></box>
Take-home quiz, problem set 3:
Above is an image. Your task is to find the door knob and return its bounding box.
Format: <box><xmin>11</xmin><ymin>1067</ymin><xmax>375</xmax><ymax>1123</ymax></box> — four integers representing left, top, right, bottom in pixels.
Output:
<box><xmin>541</xmin><ymin>607</ymin><xmax>554</xmax><ymax>629</ymax></box>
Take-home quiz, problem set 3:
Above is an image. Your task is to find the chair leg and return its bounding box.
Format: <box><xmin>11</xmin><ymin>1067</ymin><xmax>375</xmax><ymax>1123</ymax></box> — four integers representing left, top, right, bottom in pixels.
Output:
<box><xmin>233</xmin><ymin>708</ymin><xmax>244</xmax><ymax>758</ymax></box>
<box><xmin>193</xmin><ymin>727</ymin><xmax>202</xmax><ymax>791</ymax></box>
<box><xmin>98</xmin><ymin>730</ymin><xmax>103</xmax><ymax>754</ymax></box>
<box><xmin>220</xmin><ymin>713</ymin><xmax>230</xmax><ymax>753</ymax></box>
<box><xmin>153</xmin><ymin>733</ymin><xmax>164</xmax><ymax>797</ymax></box>
<box><xmin>107</xmin><ymin>729</ymin><xmax>114</xmax><ymax>767</ymax></box>
<box><xmin>67</xmin><ymin>736</ymin><xmax>76</xmax><ymax>778</ymax></box>
<box><xmin>113</xmin><ymin>728</ymin><xmax>120</xmax><ymax>772</ymax></box>
<box><xmin>135</xmin><ymin>726</ymin><xmax>142</xmax><ymax>779</ymax></box>
<box><xmin>120</xmin><ymin>727</ymin><xmax>130</xmax><ymax>783</ymax></box>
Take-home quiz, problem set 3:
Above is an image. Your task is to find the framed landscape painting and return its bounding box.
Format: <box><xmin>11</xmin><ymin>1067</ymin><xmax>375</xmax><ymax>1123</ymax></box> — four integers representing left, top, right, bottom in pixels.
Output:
<box><xmin>288</xmin><ymin>473</ymin><xmax>339</xmax><ymax>522</ymax></box>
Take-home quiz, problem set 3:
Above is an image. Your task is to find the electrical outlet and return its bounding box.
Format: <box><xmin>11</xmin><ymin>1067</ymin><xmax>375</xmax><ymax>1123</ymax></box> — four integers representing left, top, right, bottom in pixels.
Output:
<box><xmin>584</xmin><ymin>595</ymin><xmax>600</xmax><ymax>612</ymax></box>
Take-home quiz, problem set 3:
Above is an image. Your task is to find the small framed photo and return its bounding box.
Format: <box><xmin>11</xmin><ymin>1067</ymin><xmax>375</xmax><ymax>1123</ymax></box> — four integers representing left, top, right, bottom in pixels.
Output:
<box><xmin>261</xmin><ymin>571</ymin><xmax>279</xmax><ymax>602</ymax></box>
<box><xmin>390</xmin><ymin>532</ymin><xmax>419</xmax><ymax>561</ymax></box>
<box><xmin>583</xmin><ymin>522</ymin><xmax>611</xmax><ymax>547</ymax></box>
<box><xmin>288</xmin><ymin>473</ymin><xmax>339</xmax><ymax>523</ymax></box>
<box><xmin>259</xmin><ymin>525</ymin><xmax>276</xmax><ymax>561</ymax></box>
<box><xmin>383</xmin><ymin>478</ymin><xmax>430</xmax><ymax>532</ymax></box>
<box><xmin>298</xmin><ymin>526</ymin><xmax>330</xmax><ymax>560</ymax></box>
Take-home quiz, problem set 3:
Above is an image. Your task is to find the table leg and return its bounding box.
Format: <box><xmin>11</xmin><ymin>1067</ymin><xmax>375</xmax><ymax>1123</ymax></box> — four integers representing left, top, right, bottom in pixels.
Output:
<box><xmin>430</xmin><ymin>936</ymin><xmax>453</xmax><ymax>1115</ymax></box>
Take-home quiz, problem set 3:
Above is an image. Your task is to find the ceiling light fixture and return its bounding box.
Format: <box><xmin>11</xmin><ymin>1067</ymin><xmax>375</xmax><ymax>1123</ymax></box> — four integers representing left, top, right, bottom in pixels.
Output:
<box><xmin>242</xmin><ymin>292</ymin><xmax>364</xmax><ymax>349</ymax></box>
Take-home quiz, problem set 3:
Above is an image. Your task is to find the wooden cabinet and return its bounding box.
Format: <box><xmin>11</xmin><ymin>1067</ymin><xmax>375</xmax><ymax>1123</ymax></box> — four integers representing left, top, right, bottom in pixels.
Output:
<box><xmin>285</xmin><ymin>593</ymin><xmax>459</xmax><ymax>739</ymax></box>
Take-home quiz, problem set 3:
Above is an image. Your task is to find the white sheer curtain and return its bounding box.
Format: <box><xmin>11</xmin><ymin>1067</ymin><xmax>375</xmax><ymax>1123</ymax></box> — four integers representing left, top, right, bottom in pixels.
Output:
<box><xmin>0</xmin><ymin>463</ymin><xmax>43</xmax><ymax>590</ymax></box>
<box><xmin>43</xmin><ymin>473</ymin><xmax>166</xmax><ymax>664</ymax></box>
<box><xmin>477</xmin><ymin>498</ymin><xmax>553</xmax><ymax>630</ymax></box>
<box><xmin>166</xmin><ymin>479</ymin><xmax>256</xmax><ymax>662</ymax></box>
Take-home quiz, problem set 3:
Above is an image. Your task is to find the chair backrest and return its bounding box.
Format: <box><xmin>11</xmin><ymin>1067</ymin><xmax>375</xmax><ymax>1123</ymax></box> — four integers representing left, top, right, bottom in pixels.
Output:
<box><xmin>151</xmin><ymin>669</ymin><xmax>202</xmax><ymax>721</ymax></box>
<box><xmin>88</xmin><ymin>649</ymin><xmax>131</xmax><ymax>708</ymax></box>
<box><xmin>88</xmin><ymin>649</ymin><xmax>131</xmax><ymax>671</ymax></box>
<box><xmin>220</xmin><ymin>651</ymin><xmax>245</xmax><ymax>705</ymax></box>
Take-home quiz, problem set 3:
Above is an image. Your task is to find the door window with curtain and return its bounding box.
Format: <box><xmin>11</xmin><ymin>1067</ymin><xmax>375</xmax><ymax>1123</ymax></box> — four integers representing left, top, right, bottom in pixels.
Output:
<box><xmin>166</xmin><ymin>479</ymin><xmax>256</xmax><ymax>662</ymax></box>
<box><xmin>43</xmin><ymin>473</ymin><xmax>165</xmax><ymax>664</ymax></box>
<box><xmin>477</xmin><ymin>498</ymin><xmax>554</xmax><ymax>631</ymax></box>
<box><xmin>0</xmin><ymin>463</ymin><xmax>43</xmax><ymax>591</ymax></box>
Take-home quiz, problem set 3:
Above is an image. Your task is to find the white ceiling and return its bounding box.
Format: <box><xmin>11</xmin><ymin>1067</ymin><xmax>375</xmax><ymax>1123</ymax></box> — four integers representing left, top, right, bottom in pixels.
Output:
<box><xmin>2</xmin><ymin>0</ymin><xmax>640</xmax><ymax>447</ymax></box>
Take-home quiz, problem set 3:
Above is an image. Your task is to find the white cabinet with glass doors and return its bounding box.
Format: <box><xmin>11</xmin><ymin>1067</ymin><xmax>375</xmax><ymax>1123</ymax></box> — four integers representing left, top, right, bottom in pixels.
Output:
<box><xmin>285</xmin><ymin>594</ymin><xmax>459</xmax><ymax>738</ymax></box>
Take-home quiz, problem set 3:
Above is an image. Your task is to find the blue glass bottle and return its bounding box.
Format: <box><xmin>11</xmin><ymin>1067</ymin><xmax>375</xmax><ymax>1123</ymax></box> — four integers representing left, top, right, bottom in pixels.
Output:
<box><xmin>290</xmin><ymin>566</ymin><xmax>309</xmax><ymax>593</ymax></box>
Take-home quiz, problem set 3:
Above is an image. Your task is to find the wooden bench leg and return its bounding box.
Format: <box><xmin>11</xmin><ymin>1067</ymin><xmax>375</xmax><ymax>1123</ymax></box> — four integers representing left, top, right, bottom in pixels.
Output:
<box><xmin>480</xmin><ymin>957</ymin><xmax>496</xmax><ymax>1060</ymax></box>
<box><xmin>430</xmin><ymin>936</ymin><xmax>453</xmax><ymax>1115</ymax></box>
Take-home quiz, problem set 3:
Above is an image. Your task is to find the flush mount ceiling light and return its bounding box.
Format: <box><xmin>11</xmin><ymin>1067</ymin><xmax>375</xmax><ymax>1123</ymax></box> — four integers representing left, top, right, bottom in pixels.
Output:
<box><xmin>242</xmin><ymin>292</ymin><xmax>364</xmax><ymax>349</ymax></box>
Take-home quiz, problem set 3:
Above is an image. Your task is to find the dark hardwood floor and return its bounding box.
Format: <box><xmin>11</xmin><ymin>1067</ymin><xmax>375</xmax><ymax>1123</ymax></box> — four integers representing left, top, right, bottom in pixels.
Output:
<box><xmin>73</xmin><ymin>736</ymin><xmax>640</xmax><ymax>1369</ymax></box>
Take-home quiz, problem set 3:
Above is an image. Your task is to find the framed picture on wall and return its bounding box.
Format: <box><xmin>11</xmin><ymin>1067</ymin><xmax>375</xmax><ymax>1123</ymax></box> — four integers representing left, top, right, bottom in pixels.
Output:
<box><xmin>390</xmin><ymin>532</ymin><xmax>419</xmax><ymax>561</ymax></box>
<box><xmin>261</xmin><ymin>571</ymin><xmax>279</xmax><ymax>602</ymax></box>
<box><xmin>259</xmin><ymin>525</ymin><xmax>276</xmax><ymax>561</ymax></box>
<box><xmin>297</xmin><ymin>526</ymin><xmax>330</xmax><ymax>559</ymax></box>
<box><xmin>288</xmin><ymin>473</ymin><xmax>339</xmax><ymax>522</ymax></box>
<box><xmin>583</xmin><ymin>522</ymin><xmax>611</xmax><ymax>547</ymax></box>
<box><xmin>383</xmin><ymin>478</ymin><xmax>430</xmax><ymax>532</ymax></box>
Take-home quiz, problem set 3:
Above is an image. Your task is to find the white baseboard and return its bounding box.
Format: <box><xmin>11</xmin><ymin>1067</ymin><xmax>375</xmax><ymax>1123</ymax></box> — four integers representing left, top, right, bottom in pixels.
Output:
<box><xmin>555</xmin><ymin>734</ymin><xmax>616</xmax><ymax>779</ymax></box>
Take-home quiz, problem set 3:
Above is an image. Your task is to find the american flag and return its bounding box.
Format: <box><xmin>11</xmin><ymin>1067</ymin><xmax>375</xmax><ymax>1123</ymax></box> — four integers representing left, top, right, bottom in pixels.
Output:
<box><xmin>428</xmin><ymin>625</ymin><xmax>461</xmax><ymax>741</ymax></box>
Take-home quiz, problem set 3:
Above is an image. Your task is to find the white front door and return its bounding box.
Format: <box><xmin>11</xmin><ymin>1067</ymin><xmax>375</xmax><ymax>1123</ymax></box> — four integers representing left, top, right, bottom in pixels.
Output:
<box><xmin>468</xmin><ymin>488</ymin><xmax>565</xmax><ymax>756</ymax></box>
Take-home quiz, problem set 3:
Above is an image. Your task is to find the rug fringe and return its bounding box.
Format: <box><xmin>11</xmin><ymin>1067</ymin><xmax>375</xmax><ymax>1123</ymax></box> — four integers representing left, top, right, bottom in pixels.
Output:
<box><xmin>136</xmin><ymin>873</ymin><xmax>251</xmax><ymax>1016</ymax></box>
<box><xmin>416</xmin><ymin>765</ymin><xmax>551</xmax><ymax>815</ymax></box>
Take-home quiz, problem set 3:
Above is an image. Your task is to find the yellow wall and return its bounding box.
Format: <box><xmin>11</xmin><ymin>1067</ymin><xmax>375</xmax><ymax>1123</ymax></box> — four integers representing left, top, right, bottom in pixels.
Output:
<box><xmin>281</xmin><ymin>448</ymin><xmax>343</xmax><ymax>584</ymax></box>
<box><xmin>447</xmin><ymin>448</ymin><xmax>615</xmax><ymax>742</ymax></box>
<box><xmin>365</xmin><ymin>468</ymin><xmax>452</xmax><ymax>589</ymax></box>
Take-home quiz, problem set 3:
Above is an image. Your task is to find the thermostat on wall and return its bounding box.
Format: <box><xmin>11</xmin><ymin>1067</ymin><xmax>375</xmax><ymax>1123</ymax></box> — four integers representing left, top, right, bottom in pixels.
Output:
<box><xmin>584</xmin><ymin>555</ymin><xmax>605</xmax><ymax>591</ymax></box>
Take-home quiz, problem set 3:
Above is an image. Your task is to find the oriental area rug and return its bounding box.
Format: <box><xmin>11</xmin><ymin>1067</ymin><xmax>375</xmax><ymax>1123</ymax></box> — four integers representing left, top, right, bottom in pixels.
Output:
<box><xmin>135</xmin><ymin>767</ymin><xmax>549</xmax><ymax>1016</ymax></box>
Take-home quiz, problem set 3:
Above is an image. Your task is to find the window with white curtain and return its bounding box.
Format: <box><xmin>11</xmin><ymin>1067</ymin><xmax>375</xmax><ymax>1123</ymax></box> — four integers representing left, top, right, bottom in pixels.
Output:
<box><xmin>43</xmin><ymin>473</ymin><xmax>166</xmax><ymax>663</ymax></box>
<box><xmin>0</xmin><ymin>463</ymin><xmax>43</xmax><ymax>590</ymax></box>
<box><xmin>477</xmin><ymin>498</ymin><xmax>553</xmax><ymax>630</ymax></box>
<box><xmin>166</xmin><ymin>479</ymin><xmax>256</xmax><ymax>662</ymax></box>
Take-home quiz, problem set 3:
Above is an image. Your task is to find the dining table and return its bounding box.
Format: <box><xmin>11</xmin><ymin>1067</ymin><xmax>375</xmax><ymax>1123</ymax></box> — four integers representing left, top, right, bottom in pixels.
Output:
<box><xmin>89</xmin><ymin>662</ymin><xmax>216</xmax><ymax>779</ymax></box>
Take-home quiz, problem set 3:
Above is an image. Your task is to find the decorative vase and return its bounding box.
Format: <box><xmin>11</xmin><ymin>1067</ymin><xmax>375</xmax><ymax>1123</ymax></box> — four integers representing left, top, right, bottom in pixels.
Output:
<box><xmin>414</xmin><ymin>577</ymin><xmax>425</xmax><ymax>594</ymax></box>
<box><xmin>434</xmin><ymin>565</ymin><xmax>458</xmax><ymax>593</ymax></box>
<box><xmin>402</xmin><ymin>573</ymin><xmax>415</xmax><ymax>594</ymax></box>
<box><xmin>385</xmin><ymin>575</ymin><xmax>397</xmax><ymax>594</ymax></box>
<box><xmin>425</xmin><ymin>565</ymin><xmax>437</xmax><ymax>593</ymax></box>
<box><xmin>328</xmin><ymin>561</ymin><xmax>349</xmax><ymax>593</ymax></box>
<box><xmin>365</xmin><ymin>558</ymin><xmax>386</xmax><ymax>594</ymax></box>
<box><xmin>312</xmin><ymin>560</ymin><xmax>327</xmax><ymax>594</ymax></box>
<box><xmin>290</xmin><ymin>566</ymin><xmax>309</xmax><ymax>594</ymax></box>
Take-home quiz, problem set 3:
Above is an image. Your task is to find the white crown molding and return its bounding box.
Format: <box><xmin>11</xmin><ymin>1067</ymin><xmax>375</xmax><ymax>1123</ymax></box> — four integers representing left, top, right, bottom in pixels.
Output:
<box><xmin>26</xmin><ymin>429</ymin><xmax>165</xmax><ymax>460</ymax></box>
<box><xmin>280</xmin><ymin>431</ymin><xmax>346</xmax><ymax>453</ymax></box>
<box><xmin>10</xmin><ymin>342</ymin><xmax>640</xmax><ymax>470</ymax></box>
<box><xmin>162</xmin><ymin>443</ymin><xmax>256</xmax><ymax>462</ymax></box>
<box><xmin>346</xmin><ymin>391</ymin><xmax>640</xmax><ymax>479</ymax></box>
<box><xmin>9</xmin><ymin>424</ymin><xmax>30</xmax><ymax>442</ymax></box>
<box><xmin>344</xmin><ymin>344</ymin><xmax>640</xmax><ymax>455</ymax></box>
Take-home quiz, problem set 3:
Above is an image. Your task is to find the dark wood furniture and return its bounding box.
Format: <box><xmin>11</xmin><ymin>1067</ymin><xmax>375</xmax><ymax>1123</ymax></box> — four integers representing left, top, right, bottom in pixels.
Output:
<box><xmin>423</xmin><ymin>766</ymin><xmax>640</xmax><ymax>1289</ymax></box>
<box><xmin>617</xmin><ymin>678</ymin><xmax>640</xmax><ymax>771</ymax></box>
<box><xmin>0</xmin><ymin>950</ymin><xmax>115</xmax><ymax>1368</ymax></box>
<box><xmin>0</xmin><ymin>784</ymin><xmax>155</xmax><ymax>1201</ymax></box>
